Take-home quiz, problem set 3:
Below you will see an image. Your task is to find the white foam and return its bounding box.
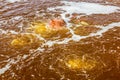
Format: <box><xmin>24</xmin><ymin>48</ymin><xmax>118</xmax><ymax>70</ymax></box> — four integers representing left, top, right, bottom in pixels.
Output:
<box><xmin>0</xmin><ymin>29</ymin><xmax>7</xmax><ymax>34</ymax></box>
<box><xmin>89</xmin><ymin>22</ymin><xmax>120</xmax><ymax>37</ymax></box>
<box><xmin>22</xmin><ymin>55</ymin><xmax>28</xmax><ymax>59</ymax></box>
<box><xmin>0</xmin><ymin>29</ymin><xmax>18</xmax><ymax>34</ymax></box>
<box><xmin>6</xmin><ymin>0</ymin><xmax>21</xmax><ymax>3</ymax></box>
<box><xmin>45</xmin><ymin>41</ymin><xmax>56</xmax><ymax>47</ymax></box>
<box><xmin>9</xmin><ymin>30</ymin><xmax>18</xmax><ymax>34</ymax></box>
<box><xmin>48</xmin><ymin>1</ymin><xmax>120</xmax><ymax>24</ymax></box>
<box><xmin>63</xmin><ymin>1</ymin><xmax>119</xmax><ymax>15</ymax></box>
<box><xmin>0</xmin><ymin>64</ymin><xmax>11</xmax><ymax>75</ymax></box>
<box><xmin>71</xmin><ymin>22</ymin><xmax>120</xmax><ymax>41</ymax></box>
<box><xmin>42</xmin><ymin>22</ymin><xmax>120</xmax><ymax>47</ymax></box>
<box><xmin>6</xmin><ymin>0</ymin><xmax>28</xmax><ymax>3</ymax></box>
<box><xmin>0</xmin><ymin>55</ymin><xmax>30</xmax><ymax>75</ymax></box>
<box><xmin>0</xmin><ymin>59</ymin><xmax>16</xmax><ymax>75</ymax></box>
<box><xmin>48</xmin><ymin>1</ymin><xmax>120</xmax><ymax>15</ymax></box>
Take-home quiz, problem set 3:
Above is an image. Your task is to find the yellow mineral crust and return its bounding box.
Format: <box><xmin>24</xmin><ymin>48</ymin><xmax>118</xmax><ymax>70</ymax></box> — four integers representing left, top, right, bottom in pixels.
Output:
<box><xmin>27</xmin><ymin>22</ymin><xmax>53</xmax><ymax>38</ymax></box>
<box><xmin>66</xmin><ymin>58</ymin><xmax>96</xmax><ymax>70</ymax></box>
<box><xmin>31</xmin><ymin>22</ymin><xmax>48</xmax><ymax>34</ymax></box>
<box><xmin>29</xmin><ymin>22</ymin><xmax>69</xmax><ymax>38</ymax></box>
<box><xmin>11</xmin><ymin>21</ymin><xmax>69</xmax><ymax>48</ymax></box>
<box><xmin>11</xmin><ymin>34</ymin><xmax>41</xmax><ymax>48</ymax></box>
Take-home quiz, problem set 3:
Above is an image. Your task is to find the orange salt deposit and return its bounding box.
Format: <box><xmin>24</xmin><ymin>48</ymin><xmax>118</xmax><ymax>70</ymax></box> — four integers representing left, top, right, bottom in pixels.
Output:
<box><xmin>49</xmin><ymin>19</ymin><xmax>66</xmax><ymax>29</ymax></box>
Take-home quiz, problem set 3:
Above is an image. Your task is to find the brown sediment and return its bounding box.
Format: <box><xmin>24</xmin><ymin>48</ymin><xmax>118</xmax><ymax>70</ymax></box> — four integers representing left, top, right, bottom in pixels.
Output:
<box><xmin>0</xmin><ymin>0</ymin><xmax>120</xmax><ymax>80</ymax></box>
<box><xmin>74</xmin><ymin>26</ymin><xmax>100</xmax><ymax>36</ymax></box>
<box><xmin>70</xmin><ymin>13</ymin><xmax>120</xmax><ymax>26</ymax></box>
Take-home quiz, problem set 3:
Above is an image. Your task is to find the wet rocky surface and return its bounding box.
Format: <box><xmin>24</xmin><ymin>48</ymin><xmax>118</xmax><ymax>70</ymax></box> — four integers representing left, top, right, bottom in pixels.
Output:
<box><xmin>0</xmin><ymin>0</ymin><xmax>120</xmax><ymax>80</ymax></box>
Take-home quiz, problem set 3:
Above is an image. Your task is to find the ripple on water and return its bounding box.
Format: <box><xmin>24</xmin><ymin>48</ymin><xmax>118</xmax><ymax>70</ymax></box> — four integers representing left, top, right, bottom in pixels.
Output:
<box><xmin>0</xmin><ymin>0</ymin><xmax>120</xmax><ymax>79</ymax></box>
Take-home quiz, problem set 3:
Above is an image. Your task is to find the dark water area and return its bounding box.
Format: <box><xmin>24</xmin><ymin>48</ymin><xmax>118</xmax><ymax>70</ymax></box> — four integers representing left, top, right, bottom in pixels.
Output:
<box><xmin>0</xmin><ymin>0</ymin><xmax>120</xmax><ymax>80</ymax></box>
